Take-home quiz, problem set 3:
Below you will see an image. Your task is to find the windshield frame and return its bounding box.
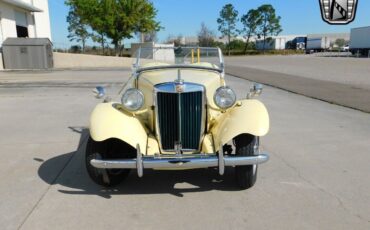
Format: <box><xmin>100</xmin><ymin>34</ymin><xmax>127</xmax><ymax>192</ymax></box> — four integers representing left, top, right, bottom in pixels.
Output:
<box><xmin>133</xmin><ymin>46</ymin><xmax>225</xmax><ymax>75</ymax></box>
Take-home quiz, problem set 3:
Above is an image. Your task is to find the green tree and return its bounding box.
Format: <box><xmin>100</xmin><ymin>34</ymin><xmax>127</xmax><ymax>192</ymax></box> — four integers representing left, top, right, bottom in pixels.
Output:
<box><xmin>66</xmin><ymin>0</ymin><xmax>110</xmax><ymax>53</ymax></box>
<box><xmin>165</xmin><ymin>34</ymin><xmax>183</xmax><ymax>46</ymax></box>
<box><xmin>239</xmin><ymin>9</ymin><xmax>262</xmax><ymax>53</ymax></box>
<box><xmin>69</xmin><ymin>45</ymin><xmax>82</xmax><ymax>53</ymax></box>
<box><xmin>335</xmin><ymin>38</ymin><xmax>346</xmax><ymax>48</ymax></box>
<box><xmin>228</xmin><ymin>39</ymin><xmax>245</xmax><ymax>50</ymax></box>
<box><xmin>217</xmin><ymin>4</ymin><xmax>238</xmax><ymax>56</ymax></box>
<box><xmin>144</xmin><ymin>31</ymin><xmax>158</xmax><ymax>42</ymax></box>
<box><xmin>66</xmin><ymin>6</ymin><xmax>90</xmax><ymax>53</ymax></box>
<box><xmin>66</xmin><ymin>0</ymin><xmax>161</xmax><ymax>56</ymax></box>
<box><xmin>91</xmin><ymin>32</ymin><xmax>107</xmax><ymax>55</ymax></box>
<box><xmin>257</xmin><ymin>4</ymin><xmax>282</xmax><ymax>52</ymax></box>
<box><xmin>197</xmin><ymin>22</ymin><xmax>215</xmax><ymax>47</ymax></box>
<box><xmin>138</xmin><ymin>30</ymin><xmax>158</xmax><ymax>43</ymax></box>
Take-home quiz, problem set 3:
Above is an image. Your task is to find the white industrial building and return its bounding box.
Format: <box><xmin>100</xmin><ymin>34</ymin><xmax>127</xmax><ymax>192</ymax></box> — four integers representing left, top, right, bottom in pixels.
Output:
<box><xmin>0</xmin><ymin>0</ymin><xmax>51</xmax><ymax>47</ymax></box>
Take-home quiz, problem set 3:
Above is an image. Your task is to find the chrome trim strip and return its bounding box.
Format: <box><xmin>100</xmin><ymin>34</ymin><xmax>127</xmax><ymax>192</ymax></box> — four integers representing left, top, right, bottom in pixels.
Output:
<box><xmin>90</xmin><ymin>152</ymin><xmax>270</xmax><ymax>176</ymax></box>
<box><xmin>137</xmin><ymin>65</ymin><xmax>222</xmax><ymax>74</ymax></box>
<box><xmin>154</xmin><ymin>82</ymin><xmax>206</xmax><ymax>93</ymax></box>
<box><xmin>133</xmin><ymin>46</ymin><xmax>224</xmax><ymax>75</ymax></box>
<box><xmin>178</xmin><ymin>90</ymin><xmax>182</xmax><ymax>146</ymax></box>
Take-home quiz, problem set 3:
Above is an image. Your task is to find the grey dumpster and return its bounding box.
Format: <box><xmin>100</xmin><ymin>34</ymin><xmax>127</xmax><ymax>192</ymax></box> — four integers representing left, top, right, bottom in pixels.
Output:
<box><xmin>2</xmin><ymin>38</ymin><xmax>53</xmax><ymax>69</ymax></box>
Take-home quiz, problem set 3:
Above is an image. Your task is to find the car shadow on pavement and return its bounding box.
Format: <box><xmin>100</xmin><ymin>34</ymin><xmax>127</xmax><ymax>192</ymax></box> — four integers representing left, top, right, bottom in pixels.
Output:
<box><xmin>37</xmin><ymin>127</ymin><xmax>240</xmax><ymax>199</ymax></box>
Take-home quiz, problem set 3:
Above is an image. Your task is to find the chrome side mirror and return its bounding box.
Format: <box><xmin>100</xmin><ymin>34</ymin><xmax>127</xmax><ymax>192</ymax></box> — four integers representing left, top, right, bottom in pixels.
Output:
<box><xmin>247</xmin><ymin>83</ymin><xmax>263</xmax><ymax>99</ymax></box>
<box><xmin>93</xmin><ymin>86</ymin><xmax>106</xmax><ymax>99</ymax></box>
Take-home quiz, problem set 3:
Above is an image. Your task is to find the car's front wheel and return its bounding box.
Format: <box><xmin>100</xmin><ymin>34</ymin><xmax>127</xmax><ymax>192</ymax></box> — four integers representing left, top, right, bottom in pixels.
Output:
<box><xmin>233</xmin><ymin>134</ymin><xmax>259</xmax><ymax>189</ymax></box>
<box><xmin>85</xmin><ymin>137</ymin><xmax>135</xmax><ymax>187</ymax></box>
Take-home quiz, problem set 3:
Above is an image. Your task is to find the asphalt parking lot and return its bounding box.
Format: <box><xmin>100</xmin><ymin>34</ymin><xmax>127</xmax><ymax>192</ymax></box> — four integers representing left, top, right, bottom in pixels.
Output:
<box><xmin>226</xmin><ymin>55</ymin><xmax>370</xmax><ymax>88</ymax></box>
<box><xmin>1</xmin><ymin>68</ymin><xmax>370</xmax><ymax>230</ymax></box>
<box><xmin>226</xmin><ymin>56</ymin><xmax>370</xmax><ymax>112</ymax></box>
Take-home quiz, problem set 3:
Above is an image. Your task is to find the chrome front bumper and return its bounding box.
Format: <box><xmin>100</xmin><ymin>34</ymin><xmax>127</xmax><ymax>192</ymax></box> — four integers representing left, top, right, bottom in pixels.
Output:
<box><xmin>90</xmin><ymin>145</ymin><xmax>269</xmax><ymax>177</ymax></box>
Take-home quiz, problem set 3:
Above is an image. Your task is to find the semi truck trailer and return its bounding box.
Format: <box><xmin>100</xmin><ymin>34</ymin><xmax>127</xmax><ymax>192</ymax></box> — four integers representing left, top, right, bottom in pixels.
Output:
<box><xmin>306</xmin><ymin>37</ymin><xmax>330</xmax><ymax>52</ymax></box>
<box><xmin>349</xmin><ymin>26</ymin><xmax>370</xmax><ymax>56</ymax></box>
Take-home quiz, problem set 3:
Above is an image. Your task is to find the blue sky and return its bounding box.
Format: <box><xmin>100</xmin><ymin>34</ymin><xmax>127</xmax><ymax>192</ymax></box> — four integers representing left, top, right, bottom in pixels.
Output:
<box><xmin>49</xmin><ymin>0</ymin><xmax>370</xmax><ymax>48</ymax></box>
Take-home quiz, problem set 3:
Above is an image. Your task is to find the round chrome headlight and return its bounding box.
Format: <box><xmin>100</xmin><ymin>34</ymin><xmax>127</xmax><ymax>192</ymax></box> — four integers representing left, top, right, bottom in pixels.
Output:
<box><xmin>214</xmin><ymin>86</ymin><xmax>236</xmax><ymax>109</ymax></box>
<box><xmin>121</xmin><ymin>88</ymin><xmax>144</xmax><ymax>111</ymax></box>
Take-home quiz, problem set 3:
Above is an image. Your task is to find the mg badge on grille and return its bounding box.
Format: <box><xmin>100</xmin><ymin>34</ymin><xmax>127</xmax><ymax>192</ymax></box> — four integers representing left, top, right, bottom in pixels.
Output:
<box><xmin>175</xmin><ymin>83</ymin><xmax>185</xmax><ymax>93</ymax></box>
<box><xmin>319</xmin><ymin>0</ymin><xmax>358</xmax><ymax>24</ymax></box>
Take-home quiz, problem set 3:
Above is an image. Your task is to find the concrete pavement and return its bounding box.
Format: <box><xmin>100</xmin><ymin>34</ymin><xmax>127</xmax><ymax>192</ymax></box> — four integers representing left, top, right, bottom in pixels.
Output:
<box><xmin>0</xmin><ymin>70</ymin><xmax>370</xmax><ymax>229</ymax></box>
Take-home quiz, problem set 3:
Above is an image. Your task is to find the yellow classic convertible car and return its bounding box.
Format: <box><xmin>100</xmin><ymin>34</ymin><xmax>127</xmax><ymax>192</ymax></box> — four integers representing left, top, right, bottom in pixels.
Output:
<box><xmin>86</xmin><ymin>47</ymin><xmax>269</xmax><ymax>189</ymax></box>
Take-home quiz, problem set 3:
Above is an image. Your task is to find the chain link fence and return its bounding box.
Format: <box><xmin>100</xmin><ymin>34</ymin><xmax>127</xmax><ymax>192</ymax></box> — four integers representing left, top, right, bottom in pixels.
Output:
<box><xmin>52</xmin><ymin>42</ymin><xmax>132</xmax><ymax>57</ymax></box>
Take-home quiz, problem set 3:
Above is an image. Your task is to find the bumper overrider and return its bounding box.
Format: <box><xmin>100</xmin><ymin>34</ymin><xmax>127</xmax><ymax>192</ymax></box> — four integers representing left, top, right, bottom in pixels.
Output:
<box><xmin>90</xmin><ymin>144</ymin><xmax>269</xmax><ymax>177</ymax></box>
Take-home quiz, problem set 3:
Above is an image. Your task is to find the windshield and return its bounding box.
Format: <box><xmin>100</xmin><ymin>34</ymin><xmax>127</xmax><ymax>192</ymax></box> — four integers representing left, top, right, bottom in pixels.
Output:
<box><xmin>133</xmin><ymin>46</ymin><xmax>224</xmax><ymax>72</ymax></box>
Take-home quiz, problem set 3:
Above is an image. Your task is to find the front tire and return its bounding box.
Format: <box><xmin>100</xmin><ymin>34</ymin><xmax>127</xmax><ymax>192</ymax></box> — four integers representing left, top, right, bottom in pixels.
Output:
<box><xmin>233</xmin><ymin>134</ymin><xmax>259</xmax><ymax>189</ymax></box>
<box><xmin>85</xmin><ymin>137</ymin><xmax>135</xmax><ymax>187</ymax></box>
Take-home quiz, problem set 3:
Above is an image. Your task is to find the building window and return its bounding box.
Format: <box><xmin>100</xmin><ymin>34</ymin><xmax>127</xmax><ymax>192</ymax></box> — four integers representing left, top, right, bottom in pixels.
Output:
<box><xmin>15</xmin><ymin>11</ymin><xmax>29</xmax><ymax>38</ymax></box>
<box><xmin>16</xmin><ymin>26</ymin><xmax>28</xmax><ymax>37</ymax></box>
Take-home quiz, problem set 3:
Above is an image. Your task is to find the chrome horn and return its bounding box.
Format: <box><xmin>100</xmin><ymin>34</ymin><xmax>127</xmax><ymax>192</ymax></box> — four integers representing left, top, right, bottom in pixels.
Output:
<box><xmin>93</xmin><ymin>86</ymin><xmax>106</xmax><ymax>99</ymax></box>
<box><xmin>247</xmin><ymin>83</ymin><xmax>263</xmax><ymax>99</ymax></box>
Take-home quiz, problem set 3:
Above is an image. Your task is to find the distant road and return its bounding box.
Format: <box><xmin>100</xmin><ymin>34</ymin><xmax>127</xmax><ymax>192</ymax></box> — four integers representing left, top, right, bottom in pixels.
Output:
<box><xmin>226</xmin><ymin>56</ymin><xmax>370</xmax><ymax>113</ymax></box>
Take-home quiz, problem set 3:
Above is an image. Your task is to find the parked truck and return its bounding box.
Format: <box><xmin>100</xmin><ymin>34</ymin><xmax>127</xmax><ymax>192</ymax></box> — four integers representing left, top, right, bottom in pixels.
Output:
<box><xmin>306</xmin><ymin>37</ymin><xmax>330</xmax><ymax>53</ymax></box>
<box><xmin>256</xmin><ymin>37</ymin><xmax>287</xmax><ymax>50</ymax></box>
<box><xmin>349</xmin><ymin>26</ymin><xmax>370</xmax><ymax>56</ymax></box>
<box><xmin>293</xmin><ymin>37</ymin><xmax>307</xmax><ymax>50</ymax></box>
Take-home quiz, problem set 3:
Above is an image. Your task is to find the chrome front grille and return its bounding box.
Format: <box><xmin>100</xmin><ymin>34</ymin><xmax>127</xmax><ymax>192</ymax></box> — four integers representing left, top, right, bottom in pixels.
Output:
<box><xmin>155</xmin><ymin>83</ymin><xmax>205</xmax><ymax>151</ymax></box>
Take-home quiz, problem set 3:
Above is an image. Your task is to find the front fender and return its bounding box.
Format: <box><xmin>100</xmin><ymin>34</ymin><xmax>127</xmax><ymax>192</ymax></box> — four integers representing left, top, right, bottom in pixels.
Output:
<box><xmin>89</xmin><ymin>103</ymin><xmax>148</xmax><ymax>150</ymax></box>
<box><xmin>211</xmin><ymin>99</ymin><xmax>269</xmax><ymax>151</ymax></box>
